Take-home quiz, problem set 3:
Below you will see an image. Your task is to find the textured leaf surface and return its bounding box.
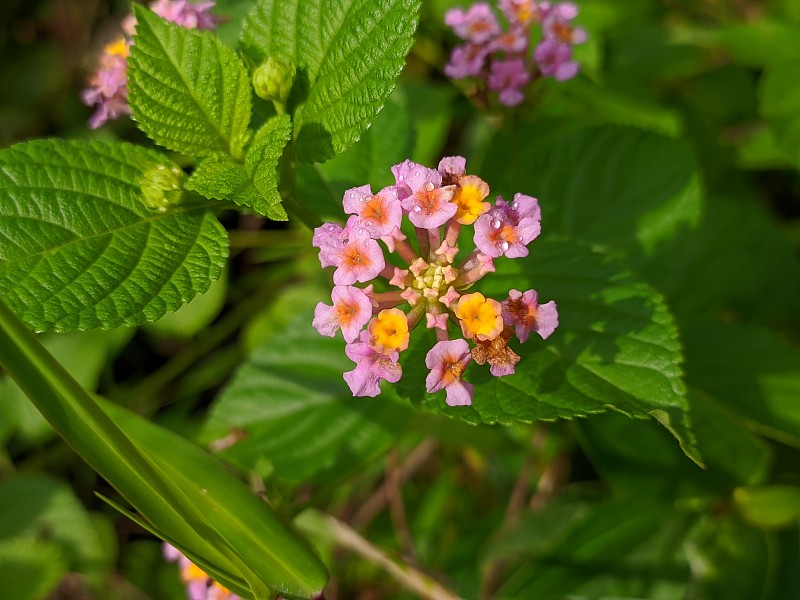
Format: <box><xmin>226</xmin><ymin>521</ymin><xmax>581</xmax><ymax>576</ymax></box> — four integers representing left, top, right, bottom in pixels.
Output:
<box><xmin>187</xmin><ymin>115</ymin><xmax>292</xmax><ymax>219</ymax></box>
<box><xmin>398</xmin><ymin>239</ymin><xmax>699</xmax><ymax>463</ymax></box>
<box><xmin>296</xmin><ymin>96</ymin><xmax>413</xmax><ymax>218</ymax></box>
<box><xmin>0</xmin><ymin>139</ymin><xmax>228</xmax><ymax>331</ymax></box>
<box><xmin>129</xmin><ymin>6</ymin><xmax>252</xmax><ymax>159</ymax></box>
<box><xmin>241</xmin><ymin>0</ymin><xmax>420</xmax><ymax>162</ymax></box>
<box><xmin>204</xmin><ymin>297</ymin><xmax>413</xmax><ymax>482</ymax></box>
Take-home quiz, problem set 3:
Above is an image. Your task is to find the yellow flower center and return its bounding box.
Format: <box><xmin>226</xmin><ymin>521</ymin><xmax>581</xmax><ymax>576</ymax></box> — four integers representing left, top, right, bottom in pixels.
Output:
<box><xmin>454</xmin><ymin>293</ymin><xmax>503</xmax><ymax>341</ymax></box>
<box><xmin>453</xmin><ymin>176</ymin><xmax>489</xmax><ymax>225</ymax></box>
<box><xmin>370</xmin><ymin>308</ymin><xmax>409</xmax><ymax>352</ymax></box>
<box><xmin>104</xmin><ymin>37</ymin><xmax>129</xmax><ymax>58</ymax></box>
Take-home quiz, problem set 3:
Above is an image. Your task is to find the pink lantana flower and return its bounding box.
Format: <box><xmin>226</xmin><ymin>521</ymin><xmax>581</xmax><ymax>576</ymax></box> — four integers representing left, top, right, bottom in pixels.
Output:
<box><xmin>487</xmin><ymin>58</ymin><xmax>530</xmax><ymax>106</ymax></box>
<box><xmin>163</xmin><ymin>543</ymin><xmax>240</xmax><ymax>600</ymax></box>
<box><xmin>444</xmin><ymin>43</ymin><xmax>492</xmax><ymax>79</ymax></box>
<box><xmin>425</xmin><ymin>339</ymin><xmax>474</xmax><ymax>406</ymax></box>
<box><xmin>474</xmin><ymin>193</ymin><xmax>541</xmax><ymax>258</ymax></box>
<box><xmin>534</xmin><ymin>38</ymin><xmax>579</xmax><ymax>81</ymax></box>
<box><xmin>398</xmin><ymin>162</ymin><xmax>457</xmax><ymax>229</ymax></box>
<box><xmin>82</xmin><ymin>1</ymin><xmax>221</xmax><ymax>128</ymax></box>
<box><xmin>150</xmin><ymin>0</ymin><xmax>222</xmax><ymax>30</ymax></box>
<box><xmin>343</xmin><ymin>184</ymin><xmax>402</xmax><ymax>239</ymax></box>
<box><xmin>313</xmin><ymin>285</ymin><xmax>373</xmax><ymax>343</ymax></box>
<box><xmin>443</xmin><ymin>0</ymin><xmax>587</xmax><ymax>105</ymax></box>
<box><xmin>332</xmin><ymin>228</ymin><xmax>386</xmax><ymax>285</ymax></box>
<box><xmin>445</xmin><ymin>3</ymin><xmax>501</xmax><ymax>44</ymax></box>
<box><xmin>312</xmin><ymin>156</ymin><xmax>558</xmax><ymax>405</ymax></box>
<box><xmin>344</xmin><ymin>331</ymin><xmax>403</xmax><ymax>397</ymax></box>
<box><xmin>502</xmin><ymin>288</ymin><xmax>559</xmax><ymax>342</ymax></box>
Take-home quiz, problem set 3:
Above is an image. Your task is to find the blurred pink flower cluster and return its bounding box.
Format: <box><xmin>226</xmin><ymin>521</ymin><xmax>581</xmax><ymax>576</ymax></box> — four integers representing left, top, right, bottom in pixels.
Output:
<box><xmin>444</xmin><ymin>1</ymin><xmax>587</xmax><ymax>106</ymax></box>
<box><xmin>163</xmin><ymin>543</ymin><xmax>240</xmax><ymax>600</ymax></box>
<box><xmin>81</xmin><ymin>0</ymin><xmax>221</xmax><ymax>129</ymax></box>
<box><xmin>312</xmin><ymin>156</ymin><xmax>558</xmax><ymax>407</ymax></box>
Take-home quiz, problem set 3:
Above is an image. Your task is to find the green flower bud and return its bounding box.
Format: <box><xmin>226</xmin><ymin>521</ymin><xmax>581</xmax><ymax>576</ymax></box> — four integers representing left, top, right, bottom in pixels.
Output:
<box><xmin>139</xmin><ymin>164</ymin><xmax>184</xmax><ymax>212</ymax></box>
<box><xmin>253</xmin><ymin>58</ymin><xmax>296</xmax><ymax>107</ymax></box>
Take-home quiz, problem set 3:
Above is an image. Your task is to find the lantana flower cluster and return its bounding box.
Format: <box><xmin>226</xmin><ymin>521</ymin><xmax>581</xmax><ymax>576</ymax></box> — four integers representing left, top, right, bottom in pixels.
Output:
<box><xmin>163</xmin><ymin>543</ymin><xmax>240</xmax><ymax>600</ymax></box>
<box><xmin>312</xmin><ymin>157</ymin><xmax>558</xmax><ymax>407</ymax></box>
<box><xmin>444</xmin><ymin>1</ymin><xmax>587</xmax><ymax>106</ymax></box>
<box><xmin>82</xmin><ymin>0</ymin><xmax>221</xmax><ymax>129</ymax></box>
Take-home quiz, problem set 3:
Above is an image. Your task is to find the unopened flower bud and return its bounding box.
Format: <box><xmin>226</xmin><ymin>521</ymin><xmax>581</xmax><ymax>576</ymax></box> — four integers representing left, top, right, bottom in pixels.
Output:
<box><xmin>252</xmin><ymin>58</ymin><xmax>295</xmax><ymax>106</ymax></box>
<box><xmin>140</xmin><ymin>164</ymin><xmax>184</xmax><ymax>212</ymax></box>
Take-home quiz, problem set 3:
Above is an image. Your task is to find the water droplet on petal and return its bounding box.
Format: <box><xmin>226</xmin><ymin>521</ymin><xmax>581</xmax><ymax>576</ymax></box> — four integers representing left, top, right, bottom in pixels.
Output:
<box><xmin>399</xmin><ymin>175</ymin><xmax>404</xmax><ymax>181</ymax></box>
<box><xmin>423</xmin><ymin>181</ymin><xmax>435</xmax><ymax>192</ymax></box>
<box><xmin>491</xmin><ymin>219</ymin><xmax>502</xmax><ymax>230</ymax></box>
<box><xmin>413</xmin><ymin>206</ymin><xmax>422</xmax><ymax>212</ymax></box>
<box><xmin>512</xmin><ymin>201</ymin><xmax>519</xmax><ymax>210</ymax></box>
<box><xmin>350</xmin><ymin>192</ymin><xmax>356</xmax><ymax>198</ymax></box>
<box><xmin>499</xmin><ymin>241</ymin><xmax>509</xmax><ymax>252</ymax></box>
<box><xmin>360</xmin><ymin>196</ymin><xmax>367</xmax><ymax>202</ymax></box>
<box><xmin>415</xmin><ymin>171</ymin><xmax>421</xmax><ymax>177</ymax></box>
<box><xmin>358</xmin><ymin>228</ymin><xmax>365</xmax><ymax>235</ymax></box>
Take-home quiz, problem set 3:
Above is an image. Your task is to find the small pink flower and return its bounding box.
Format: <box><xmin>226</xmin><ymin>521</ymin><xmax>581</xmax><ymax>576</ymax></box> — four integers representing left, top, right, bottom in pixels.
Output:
<box><xmin>474</xmin><ymin>194</ymin><xmax>541</xmax><ymax>258</ymax></box>
<box><xmin>343</xmin><ymin>185</ymin><xmax>402</xmax><ymax>239</ymax></box>
<box><xmin>150</xmin><ymin>0</ymin><xmax>221</xmax><ymax>30</ymax></box>
<box><xmin>398</xmin><ymin>162</ymin><xmax>457</xmax><ymax>229</ymax></box>
<box><xmin>81</xmin><ymin>43</ymin><xmax>131</xmax><ymax>129</ymax></box>
<box><xmin>498</xmin><ymin>0</ymin><xmax>541</xmax><ymax>27</ymax></box>
<box><xmin>312</xmin><ymin>222</ymin><xmax>348</xmax><ymax>268</ymax></box>
<box><xmin>490</xmin><ymin>25</ymin><xmax>529</xmax><ymax>53</ymax></box>
<box><xmin>313</xmin><ymin>286</ymin><xmax>373</xmax><ymax>343</ymax></box>
<box><xmin>344</xmin><ymin>331</ymin><xmax>403</xmax><ymax>397</ymax></box>
<box><xmin>502</xmin><ymin>289</ymin><xmax>559</xmax><ymax>342</ymax></box>
<box><xmin>444</xmin><ymin>43</ymin><xmax>491</xmax><ymax>79</ymax></box>
<box><xmin>332</xmin><ymin>228</ymin><xmax>386</xmax><ymax>285</ymax></box>
<box><xmin>487</xmin><ymin>59</ymin><xmax>530</xmax><ymax>107</ymax></box>
<box><xmin>534</xmin><ymin>38</ymin><xmax>579</xmax><ymax>81</ymax></box>
<box><xmin>444</xmin><ymin>3</ymin><xmax>501</xmax><ymax>44</ymax></box>
<box><xmin>425</xmin><ymin>339</ymin><xmax>474</xmax><ymax>406</ymax></box>
<box><xmin>541</xmin><ymin>2</ymin><xmax>587</xmax><ymax>45</ymax></box>
<box><xmin>438</xmin><ymin>156</ymin><xmax>467</xmax><ymax>185</ymax></box>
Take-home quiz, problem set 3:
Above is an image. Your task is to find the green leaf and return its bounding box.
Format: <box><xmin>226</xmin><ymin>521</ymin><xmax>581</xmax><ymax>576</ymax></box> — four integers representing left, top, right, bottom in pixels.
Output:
<box><xmin>0</xmin><ymin>474</ymin><xmax>112</xmax><ymax>577</ymax></box>
<box><xmin>187</xmin><ymin>115</ymin><xmax>292</xmax><ymax>219</ymax></box>
<box><xmin>241</xmin><ymin>0</ymin><xmax>421</xmax><ymax>163</ymax></box>
<box><xmin>734</xmin><ymin>486</ymin><xmax>800</xmax><ymax>530</ymax></box>
<box><xmin>637</xmin><ymin>193</ymin><xmax>800</xmax><ymax>321</ymax></box>
<box><xmin>204</xmin><ymin>293</ymin><xmax>413</xmax><ymax>482</ymax></box>
<box><xmin>683</xmin><ymin>319</ymin><xmax>800</xmax><ymax>446</ymax></box>
<box><xmin>579</xmin><ymin>389</ymin><xmax>771</xmax><ymax>498</ymax></box>
<box><xmin>398</xmin><ymin>239</ymin><xmax>701</xmax><ymax>464</ymax></box>
<box><xmin>760</xmin><ymin>60</ymin><xmax>800</xmax><ymax>166</ymax></box>
<box><xmin>0</xmin><ymin>327</ymin><xmax>132</xmax><ymax>444</ymax></box>
<box><xmin>145</xmin><ymin>267</ymin><xmax>227</xmax><ymax>339</ymax></box>
<box><xmin>0</xmin><ymin>296</ymin><xmax>328</xmax><ymax>599</ymax></box>
<box><xmin>0</xmin><ymin>537</ymin><xmax>67</xmax><ymax>600</ymax></box>
<box><xmin>296</xmin><ymin>95</ymin><xmax>413</xmax><ymax>218</ymax></box>
<box><xmin>0</xmin><ymin>139</ymin><xmax>228</xmax><ymax>331</ymax></box>
<box><xmin>495</xmin><ymin>496</ymin><xmax>691</xmax><ymax>599</ymax></box>
<box><xmin>512</xmin><ymin>126</ymin><xmax>701</xmax><ymax>256</ymax></box>
<box><xmin>128</xmin><ymin>6</ymin><xmax>252</xmax><ymax>160</ymax></box>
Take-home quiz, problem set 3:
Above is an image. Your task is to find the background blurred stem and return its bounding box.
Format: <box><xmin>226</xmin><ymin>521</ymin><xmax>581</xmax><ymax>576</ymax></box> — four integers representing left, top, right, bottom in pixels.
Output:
<box><xmin>315</xmin><ymin>511</ymin><xmax>462</xmax><ymax>600</ymax></box>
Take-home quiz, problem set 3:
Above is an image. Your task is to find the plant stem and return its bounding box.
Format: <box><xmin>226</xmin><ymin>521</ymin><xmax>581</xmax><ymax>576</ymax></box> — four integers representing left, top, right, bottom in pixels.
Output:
<box><xmin>317</xmin><ymin>511</ymin><xmax>462</xmax><ymax>600</ymax></box>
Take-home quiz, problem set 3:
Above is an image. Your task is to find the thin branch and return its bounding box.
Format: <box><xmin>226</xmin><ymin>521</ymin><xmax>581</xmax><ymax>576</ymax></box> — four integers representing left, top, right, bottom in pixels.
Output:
<box><xmin>352</xmin><ymin>438</ymin><xmax>437</xmax><ymax>528</ymax></box>
<box><xmin>320</xmin><ymin>512</ymin><xmax>462</xmax><ymax>600</ymax></box>
<box><xmin>386</xmin><ymin>448</ymin><xmax>418</xmax><ymax>561</ymax></box>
